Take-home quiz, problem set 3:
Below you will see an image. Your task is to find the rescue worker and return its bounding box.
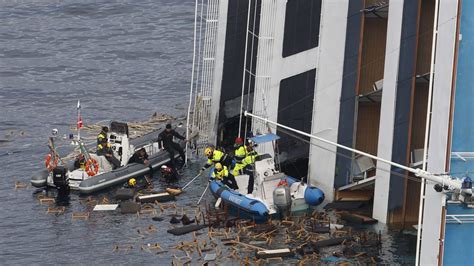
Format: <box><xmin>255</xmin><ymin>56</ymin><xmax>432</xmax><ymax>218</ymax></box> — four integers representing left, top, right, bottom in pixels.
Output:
<box><xmin>211</xmin><ymin>163</ymin><xmax>238</xmax><ymax>190</ymax></box>
<box><xmin>201</xmin><ymin>146</ymin><xmax>232</xmax><ymax>172</ymax></box>
<box><xmin>160</xmin><ymin>164</ymin><xmax>180</xmax><ymax>180</ymax></box>
<box><xmin>158</xmin><ymin>123</ymin><xmax>186</xmax><ymax>168</ymax></box>
<box><xmin>128</xmin><ymin>148</ymin><xmax>149</xmax><ymax>165</ymax></box>
<box><xmin>124</xmin><ymin>178</ymin><xmax>137</xmax><ymax>189</ymax></box>
<box><xmin>96</xmin><ymin>127</ymin><xmax>121</xmax><ymax>169</ymax></box>
<box><xmin>97</xmin><ymin>126</ymin><xmax>109</xmax><ymax>150</ymax></box>
<box><xmin>73</xmin><ymin>153</ymin><xmax>86</xmax><ymax>170</ymax></box>
<box><xmin>233</xmin><ymin>137</ymin><xmax>247</xmax><ymax>175</ymax></box>
<box><xmin>240</xmin><ymin>145</ymin><xmax>258</xmax><ymax>194</ymax></box>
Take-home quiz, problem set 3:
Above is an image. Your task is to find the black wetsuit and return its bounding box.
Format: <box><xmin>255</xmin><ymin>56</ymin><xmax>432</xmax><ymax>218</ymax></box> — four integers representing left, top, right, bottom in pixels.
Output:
<box><xmin>158</xmin><ymin>129</ymin><xmax>185</xmax><ymax>168</ymax></box>
<box><xmin>128</xmin><ymin>151</ymin><xmax>149</xmax><ymax>164</ymax></box>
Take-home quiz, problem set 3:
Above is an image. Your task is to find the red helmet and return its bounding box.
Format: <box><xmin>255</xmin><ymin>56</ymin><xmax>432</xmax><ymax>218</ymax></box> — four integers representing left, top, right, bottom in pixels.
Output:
<box><xmin>235</xmin><ymin>137</ymin><xmax>244</xmax><ymax>145</ymax></box>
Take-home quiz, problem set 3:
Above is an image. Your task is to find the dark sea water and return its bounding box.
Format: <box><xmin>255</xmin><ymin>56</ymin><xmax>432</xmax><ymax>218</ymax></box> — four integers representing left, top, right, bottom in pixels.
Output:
<box><xmin>0</xmin><ymin>0</ymin><xmax>416</xmax><ymax>264</ymax></box>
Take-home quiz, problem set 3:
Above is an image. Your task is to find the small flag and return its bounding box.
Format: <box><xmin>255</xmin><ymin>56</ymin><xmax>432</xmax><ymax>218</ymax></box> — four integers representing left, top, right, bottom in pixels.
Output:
<box><xmin>77</xmin><ymin>116</ymin><xmax>83</xmax><ymax>129</ymax></box>
<box><xmin>77</xmin><ymin>99</ymin><xmax>81</xmax><ymax>109</ymax></box>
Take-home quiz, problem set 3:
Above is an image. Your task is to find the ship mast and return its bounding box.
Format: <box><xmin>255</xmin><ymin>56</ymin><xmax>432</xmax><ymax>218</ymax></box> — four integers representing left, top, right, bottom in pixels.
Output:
<box><xmin>244</xmin><ymin>111</ymin><xmax>464</xmax><ymax>192</ymax></box>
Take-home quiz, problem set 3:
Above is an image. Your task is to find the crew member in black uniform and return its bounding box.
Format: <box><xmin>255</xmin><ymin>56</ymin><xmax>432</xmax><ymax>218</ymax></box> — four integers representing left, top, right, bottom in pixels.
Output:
<box><xmin>128</xmin><ymin>148</ymin><xmax>152</xmax><ymax>187</ymax></box>
<box><xmin>158</xmin><ymin>123</ymin><xmax>186</xmax><ymax>168</ymax></box>
<box><xmin>128</xmin><ymin>148</ymin><xmax>149</xmax><ymax>165</ymax></box>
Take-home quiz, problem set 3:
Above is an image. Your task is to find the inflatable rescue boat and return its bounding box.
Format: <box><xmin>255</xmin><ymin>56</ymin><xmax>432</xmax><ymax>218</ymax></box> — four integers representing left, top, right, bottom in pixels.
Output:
<box><xmin>31</xmin><ymin>121</ymin><xmax>185</xmax><ymax>194</ymax></box>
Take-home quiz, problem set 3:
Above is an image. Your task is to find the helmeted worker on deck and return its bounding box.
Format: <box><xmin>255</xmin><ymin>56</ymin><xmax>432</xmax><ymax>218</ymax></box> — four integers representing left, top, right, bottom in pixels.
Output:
<box><xmin>201</xmin><ymin>146</ymin><xmax>232</xmax><ymax>172</ymax></box>
<box><xmin>211</xmin><ymin>163</ymin><xmax>239</xmax><ymax>190</ymax></box>
<box><xmin>238</xmin><ymin>145</ymin><xmax>258</xmax><ymax>194</ymax></box>
<box><xmin>232</xmin><ymin>137</ymin><xmax>247</xmax><ymax>174</ymax></box>
<box><xmin>96</xmin><ymin>126</ymin><xmax>121</xmax><ymax>169</ymax></box>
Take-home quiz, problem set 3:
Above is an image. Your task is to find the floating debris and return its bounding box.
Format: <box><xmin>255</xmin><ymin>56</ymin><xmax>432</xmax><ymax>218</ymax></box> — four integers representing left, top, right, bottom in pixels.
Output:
<box><xmin>93</xmin><ymin>204</ymin><xmax>119</xmax><ymax>211</ymax></box>
<box><xmin>71</xmin><ymin>212</ymin><xmax>90</xmax><ymax>221</ymax></box>
<box><xmin>14</xmin><ymin>181</ymin><xmax>28</xmax><ymax>190</ymax></box>
<box><xmin>46</xmin><ymin>207</ymin><xmax>66</xmax><ymax>214</ymax></box>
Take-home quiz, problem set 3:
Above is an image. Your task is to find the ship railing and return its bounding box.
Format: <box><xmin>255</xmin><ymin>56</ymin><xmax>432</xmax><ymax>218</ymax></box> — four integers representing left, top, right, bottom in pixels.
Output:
<box><xmin>446</xmin><ymin>214</ymin><xmax>474</xmax><ymax>224</ymax></box>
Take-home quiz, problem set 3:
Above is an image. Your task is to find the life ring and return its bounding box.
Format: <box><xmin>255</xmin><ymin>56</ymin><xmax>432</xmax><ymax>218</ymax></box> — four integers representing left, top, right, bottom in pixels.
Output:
<box><xmin>85</xmin><ymin>158</ymin><xmax>99</xmax><ymax>176</ymax></box>
<box><xmin>45</xmin><ymin>153</ymin><xmax>58</xmax><ymax>172</ymax></box>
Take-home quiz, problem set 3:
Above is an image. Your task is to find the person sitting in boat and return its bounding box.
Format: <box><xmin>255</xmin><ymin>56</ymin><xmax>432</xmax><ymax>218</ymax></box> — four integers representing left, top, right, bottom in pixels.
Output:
<box><xmin>73</xmin><ymin>153</ymin><xmax>86</xmax><ymax>170</ymax></box>
<box><xmin>96</xmin><ymin>126</ymin><xmax>121</xmax><ymax>169</ymax></box>
<box><xmin>201</xmin><ymin>146</ymin><xmax>232</xmax><ymax>173</ymax></box>
<box><xmin>128</xmin><ymin>148</ymin><xmax>149</xmax><ymax>166</ymax></box>
<box><xmin>158</xmin><ymin>123</ymin><xmax>186</xmax><ymax>168</ymax></box>
<box><xmin>211</xmin><ymin>163</ymin><xmax>239</xmax><ymax>190</ymax></box>
<box><xmin>160</xmin><ymin>164</ymin><xmax>179</xmax><ymax>180</ymax></box>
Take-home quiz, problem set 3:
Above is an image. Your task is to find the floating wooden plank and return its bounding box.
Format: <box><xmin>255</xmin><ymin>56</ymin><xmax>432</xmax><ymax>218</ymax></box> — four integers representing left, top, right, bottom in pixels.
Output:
<box><xmin>256</xmin><ymin>248</ymin><xmax>293</xmax><ymax>259</ymax></box>
<box><xmin>340</xmin><ymin>212</ymin><xmax>378</xmax><ymax>224</ymax></box>
<box><xmin>47</xmin><ymin>207</ymin><xmax>66</xmax><ymax>214</ymax></box>
<box><xmin>15</xmin><ymin>181</ymin><xmax>28</xmax><ymax>189</ymax></box>
<box><xmin>72</xmin><ymin>212</ymin><xmax>90</xmax><ymax>220</ymax></box>
<box><xmin>167</xmin><ymin>224</ymin><xmax>207</xmax><ymax>236</ymax></box>
<box><xmin>93</xmin><ymin>204</ymin><xmax>119</xmax><ymax>211</ymax></box>
<box><xmin>137</xmin><ymin>192</ymin><xmax>174</xmax><ymax>203</ymax></box>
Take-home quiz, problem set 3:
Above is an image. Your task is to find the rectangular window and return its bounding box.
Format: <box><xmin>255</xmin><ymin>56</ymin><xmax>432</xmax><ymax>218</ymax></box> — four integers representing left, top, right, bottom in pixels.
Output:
<box><xmin>282</xmin><ymin>0</ymin><xmax>322</xmax><ymax>57</ymax></box>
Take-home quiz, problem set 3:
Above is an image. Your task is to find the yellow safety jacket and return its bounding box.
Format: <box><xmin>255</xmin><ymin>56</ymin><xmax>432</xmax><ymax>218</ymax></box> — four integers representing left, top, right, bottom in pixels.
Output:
<box><xmin>211</xmin><ymin>166</ymin><xmax>229</xmax><ymax>180</ymax></box>
<box><xmin>233</xmin><ymin>150</ymin><xmax>257</xmax><ymax>176</ymax></box>
<box><xmin>234</xmin><ymin>145</ymin><xmax>247</xmax><ymax>163</ymax></box>
<box><xmin>97</xmin><ymin>142</ymin><xmax>111</xmax><ymax>153</ymax></box>
<box><xmin>206</xmin><ymin>150</ymin><xmax>226</xmax><ymax>166</ymax></box>
<box><xmin>97</xmin><ymin>132</ymin><xmax>107</xmax><ymax>148</ymax></box>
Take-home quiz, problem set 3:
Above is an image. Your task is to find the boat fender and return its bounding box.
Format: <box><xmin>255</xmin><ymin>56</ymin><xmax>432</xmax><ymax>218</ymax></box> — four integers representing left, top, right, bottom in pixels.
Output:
<box><xmin>304</xmin><ymin>186</ymin><xmax>325</xmax><ymax>206</ymax></box>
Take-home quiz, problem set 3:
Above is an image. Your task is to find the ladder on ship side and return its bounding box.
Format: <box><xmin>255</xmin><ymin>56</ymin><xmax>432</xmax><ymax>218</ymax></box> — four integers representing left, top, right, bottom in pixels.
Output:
<box><xmin>186</xmin><ymin>0</ymin><xmax>220</xmax><ymax>155</ymax></box>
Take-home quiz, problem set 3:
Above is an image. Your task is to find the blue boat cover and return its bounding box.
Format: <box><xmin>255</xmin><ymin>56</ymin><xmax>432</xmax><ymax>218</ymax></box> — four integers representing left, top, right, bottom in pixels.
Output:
<box><xmin>250</xmin><ymin>133</ymin><xmax>280</xmax><ymax>144</ymax></box>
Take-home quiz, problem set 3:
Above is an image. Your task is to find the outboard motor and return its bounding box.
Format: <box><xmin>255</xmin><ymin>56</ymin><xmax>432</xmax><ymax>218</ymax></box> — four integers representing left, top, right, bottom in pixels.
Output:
<box><xmin>273</xmin><ymin>185</ymin><xmax>292</xmax><ymax>218</ymax></box>
<box><xmin>53</xmin><ymin>166</ymin><xmax>70</xmax><ymax>194</ymax></box>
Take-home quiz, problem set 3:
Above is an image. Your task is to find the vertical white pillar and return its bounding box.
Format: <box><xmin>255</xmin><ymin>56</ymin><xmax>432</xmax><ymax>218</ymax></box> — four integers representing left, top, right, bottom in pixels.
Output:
<box><xmin>419</xmin><ymin>0</ymin><xmax>459</xmax><ymax>264</ymax></box>
<box><xmin>251</xmin><ymin>0</ymin><xmax>285</xmax><ymax>156</ymax></box>
<box><xmin>209</xmin><ymin>0</ymin><xmax>229</xmax><ymax>145</ymax></box>
<box><xmin>373</xmin><ymin>0</ymin><xmax>405</xmax><ymax>223</ymax></box>
<box><xmin>308</xmin><ymin>0</ymin><xmax>349</xmax><ymax>200</ymax></box>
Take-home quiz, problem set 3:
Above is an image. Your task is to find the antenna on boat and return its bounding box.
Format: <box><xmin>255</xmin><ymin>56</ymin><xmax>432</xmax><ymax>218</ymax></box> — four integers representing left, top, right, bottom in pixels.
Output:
<box><xmin>244</xmin><ymin>111</ymin><xmax>466</xmax><ymax>193</ymax></box>
<box><xmin>76</xmin><ymin>99</ymin><xmax>82</xmax><ymax>145</ymax></box>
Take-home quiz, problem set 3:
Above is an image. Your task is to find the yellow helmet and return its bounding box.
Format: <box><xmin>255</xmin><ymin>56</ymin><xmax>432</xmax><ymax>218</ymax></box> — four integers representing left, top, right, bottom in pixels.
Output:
<box><xmin>128</xmin><ymin>178</ymin><xmax>136</xmax><ymax>187</ymax></box>
<box><xmin>205</xmin><ymin>147</ymin><xmax>213</xmax><ymax>157</ymax></box>
<box><xmin>215</xmin><ymin>163</ymin><xmax>223</xmax><ymax>171</ymax></box>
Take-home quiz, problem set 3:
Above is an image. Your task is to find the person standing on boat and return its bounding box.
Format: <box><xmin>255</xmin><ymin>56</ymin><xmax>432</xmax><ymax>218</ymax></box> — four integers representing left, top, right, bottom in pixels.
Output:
<box><xmin>201</xmin><ymin>146</ymin><xmax>232</xmax><ymax>172</ymax></box>
<box><xmin>240</xmin><ymin>145</ymin><xmax>258</xmax><ymax>194</ymax></box>
<box><xmin>211</xmin><ymin>163</ymin><xmax>239</xmax><ymax>190</ymax></box>
<box><xmin>97</xmin><ymin>126</ymin><xmax>121</xmax><ymax>169</ymax></box>
<box><xmin>232</xmin><ymin>137</ymin><xmax>247</xmax><ymax>175</ymax></box>
<box><xmin>158</xmin><ymin>123</ymin><xmax>186</xmax><ymax>168</ymax></box>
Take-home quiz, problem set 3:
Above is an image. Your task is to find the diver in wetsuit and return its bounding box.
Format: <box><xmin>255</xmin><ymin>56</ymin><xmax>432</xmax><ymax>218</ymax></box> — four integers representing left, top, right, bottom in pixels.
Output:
<box><xmin>157</xmin><ymin>124</ymin><xmax>186</xmax><ymax>169</ymax></box>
